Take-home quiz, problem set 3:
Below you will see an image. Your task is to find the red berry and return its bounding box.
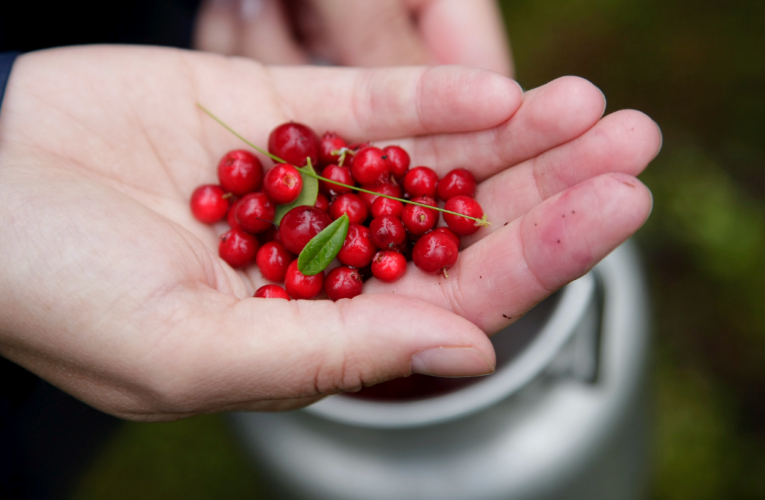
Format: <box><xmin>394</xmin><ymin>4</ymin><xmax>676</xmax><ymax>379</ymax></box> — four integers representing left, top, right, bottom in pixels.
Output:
<box><xmin>263</xmin><ymin>163</ymin><xmax>303</xmax><ymax>204</ymax></box>
<box><xmin>401</xmin><ymin>196</ymin><xmax>438</xmax><ymax>235</ymax></box>
<box><xmin>318</xmin><ymin>132</ymin><xmax>348</xmax><ymax>168</ymax></box>
<box><xmin>254</xmin><ymin>284</ymin><xmax>290</xmax><ymax>300</ymax></box>
<box><xmin>330</xmin><ymin>193</ymin><xmax>368</xmax><ymax>224</ymax></box>
<box><xmin>371</xmin><ymin>251</ymin><xmax>407</xmax><ymax>283</ymax></box>
<box><xmin>369</xmin><ymin>215</ymin><xmax>407</xmax><ymax>252</ymax></box>
<box><xmin>279</xmin><ymin>206</ymin><xmax>333</xmax><ymax>254</ymax></box>
<box><xmin>219</xmin><ymin>228</ymin><xmax>259</xmax><ymax>268</ymax></box>
<box><xmin>268</xmin><ymin>122</ymin><xmax>320</xmax><ymax>167</ymax></box>
<box><xmin>226</xmin><ymin>197</ymin><xmax>242</xmax><ymax>230</ymax></box>
<box><xmin>358</xmin><ymin>182</ymin><xmax>402</xmax><ymax>209</ymax></box>
<box><xmin>217</xmin><ymin>150</ymin><xmax>263</xmax><ymax>196</ymax></box>
<box><xmin>236</xmin><ymin>193</ymin><xmax>276</xmax><ymax>234</ymax></box>
<box><xmin>412</xmin><ymin>231</ymin><xmax>459</xmax><ymax>274</ymax></box>
<box><xmin>437</xmin><ymin>168</ymin><xmax>476</xmax><ymax>201</ymax></box>
<box><xmin>255</xmin><ymin>241</ymin><xmax>295</xmax><ymax>282</ymax></box>
<box><xmin>403</xmin><ymin>166</ymin><xmax>439</xmax><ymax>198</ymax></box>
<box><xmin>383</xmin><ymin>145</ymin><xmax>410</xmax><ymax>179</ymax></box>
<box><xmin>324</xmin><ymin>266</ymin><xmax>364</xmax><ymax>301</ymax></box>
<box><xmin>314</xmin><ymin>193</ymin><xmax>330</xmax><ymax>213</ymax></box>
<box><xmin>319</xmin><ymin>165</ymin><xmax>355</xmax><ymax>196</ymax></box>
<box><xmin>432</xmin><ymin>227</ymin><xmax>461</xmax><ymax>250</ymax></box>
<box><xmin>337</xmin><ymin>224</ymin><xmax>376</xmax><ymax>268</ymax></box>
<box><xmin>351</xmin><ymin>146</ymin><xmax>390</xmax><ymax>184</ymax></box>
<box><xmin>190</xmin><ymin>184</ymin><xmax>229</xmax><ymax>224</ymax></box>
<box><xmin>371</xmin><ymin>197</ymin><xmax>404</xmax><ymax>219</ymax></box>
<box><xmin>285</xmin><ymin>260</ymin><xmax>324</xmax><ymax>299</ymax></box>
<box><xmin>443</xmin><ymin>195</ymin><xmax>484</xmax><ymax>236</ymax></box>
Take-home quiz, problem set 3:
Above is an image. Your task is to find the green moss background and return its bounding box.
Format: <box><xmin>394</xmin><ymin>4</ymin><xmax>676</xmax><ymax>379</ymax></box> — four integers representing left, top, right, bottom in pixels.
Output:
<box><xmin>71</xmin><ymin>1</ymin><xmax>765</xmax><ymax>498</ymax></box>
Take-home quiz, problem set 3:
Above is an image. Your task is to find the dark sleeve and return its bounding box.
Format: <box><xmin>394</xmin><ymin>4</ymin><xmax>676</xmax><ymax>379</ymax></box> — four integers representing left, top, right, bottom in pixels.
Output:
<box><xmin>0</xmin><ymin>52</ymin><xmax>19</xmax><ymax>116</ymax></box>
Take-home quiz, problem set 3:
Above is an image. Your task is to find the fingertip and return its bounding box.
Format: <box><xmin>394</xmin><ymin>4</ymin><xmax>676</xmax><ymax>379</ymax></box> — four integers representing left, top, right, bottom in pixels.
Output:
<box><xmin>529</xmin><ymin>76</ymin><xmax>606</xmax><ymax>136</ymax></box>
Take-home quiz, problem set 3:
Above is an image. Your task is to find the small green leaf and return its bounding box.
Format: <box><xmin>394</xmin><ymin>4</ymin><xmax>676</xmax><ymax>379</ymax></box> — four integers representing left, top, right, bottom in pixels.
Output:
<box><xmin>297</xmin><ymin>213</ymin><xmax>350</xmax><ymax>275</ymax></box>
<box><xmin>273</xmin><ymin>160</ymin><xmax>319</xmax><ymax>225</ymax></box>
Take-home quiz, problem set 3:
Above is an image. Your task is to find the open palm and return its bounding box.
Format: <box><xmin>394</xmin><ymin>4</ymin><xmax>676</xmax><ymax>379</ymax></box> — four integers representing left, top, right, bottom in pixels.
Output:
<box><xmin>0</xmin><ymin>46</ymin><xmax>660</xmax><ymax>421</ymax></box>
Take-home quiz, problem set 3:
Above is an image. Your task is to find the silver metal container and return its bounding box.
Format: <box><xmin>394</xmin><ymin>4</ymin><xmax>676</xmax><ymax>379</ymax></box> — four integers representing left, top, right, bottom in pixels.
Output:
<box><xmin>230</xmin><ymin>242</ymin><xmax>650</xmax><ymax>500</ymax></box>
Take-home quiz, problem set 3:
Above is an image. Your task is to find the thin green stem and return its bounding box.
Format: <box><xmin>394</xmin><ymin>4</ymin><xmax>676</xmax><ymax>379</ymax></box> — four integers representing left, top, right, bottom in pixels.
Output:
<box><xmin>196</xmin><ymin>103</ymin><xmax>491</xmax><ymax>226</ymax></box>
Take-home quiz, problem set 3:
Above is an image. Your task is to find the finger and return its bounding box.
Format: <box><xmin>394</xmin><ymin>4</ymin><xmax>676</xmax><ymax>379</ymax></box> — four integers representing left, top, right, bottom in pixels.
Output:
<box><xmin>415</xmin><ymin>0</ymin><xmax>514</xmax><ymax>76</ymax></box>
<box><xmin>131</xmin><ymin>292</ymin><xmax>496</xmax><ymax>416</ymax></box>
<box><xmin>461</xmin><ymin>109</ymin><xmax>662</xmax><ymax>245</ymax></box>
<box><xmin>364</xmin><ymin>173</ymin><xmax>653</xmax><ymax>333</ymax></box>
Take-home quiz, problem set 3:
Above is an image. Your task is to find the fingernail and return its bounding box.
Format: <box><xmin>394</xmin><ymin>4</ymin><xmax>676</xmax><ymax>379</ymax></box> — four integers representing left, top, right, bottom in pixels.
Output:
<box><xmin>411</xmin><ymin>347</ymin><xmax>495</xmax><ymax>377</ymax></box>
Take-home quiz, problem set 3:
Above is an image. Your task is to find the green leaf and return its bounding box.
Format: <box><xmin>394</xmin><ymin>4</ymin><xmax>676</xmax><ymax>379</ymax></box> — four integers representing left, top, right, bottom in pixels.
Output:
<box><xmin>273</xmin><ymin>160</ymin><xmax>319</xmax><ymax>225</ymax></box>
<box><xmin>297</xmin><ymin>214</ymin><xmax>350</xmax><ymax>276</ymax></box>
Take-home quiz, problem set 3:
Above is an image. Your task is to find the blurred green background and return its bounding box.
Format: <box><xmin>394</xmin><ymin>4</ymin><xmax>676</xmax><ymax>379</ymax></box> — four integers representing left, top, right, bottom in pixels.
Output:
<box><xmin>70</xmin><ymin>0</ymin><xmax>765</xmax><ymax>498</ymax></box>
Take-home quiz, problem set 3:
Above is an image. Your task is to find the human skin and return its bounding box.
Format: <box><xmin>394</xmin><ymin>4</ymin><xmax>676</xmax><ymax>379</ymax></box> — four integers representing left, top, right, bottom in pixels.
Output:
<box><xmin>0</xmin><ymin>46</ymin><xmax>660</xmax><ymax>421</ymax></box>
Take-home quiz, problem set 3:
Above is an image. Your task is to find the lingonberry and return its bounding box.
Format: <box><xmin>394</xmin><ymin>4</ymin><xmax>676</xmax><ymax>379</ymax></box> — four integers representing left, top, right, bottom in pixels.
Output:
<box><xmin>226</xmin><ymin>197</ymin><xmax>242</xmax><ymax>230</ymax></box>
<box><xmin>254</xmin><ymin>284</ymin><xmax>290</xmax><ymax>300</ymax></box>
<box><xmin>217</xmin><ymin>150</ymin><xmax>263</xmax><ymax>196</ymax></box>
<box><xmin>403</xmin><ymin>166</ymin><xmax>439</xmax><ymax>198</ymax></box>
<box><xmin>443</xmin><ymin>195</ymin><xmax>485</xmax><ymax>236</ymax></box>
<box><xmin>330</xmin><ymin>193</ymin><xmax>368</xmax><ymax>224</ymax></box>
<box><xmin>371</xmin><ymin>251</ymin><xmax>407</xmax><ymax>283</ymax></box>
<box><xmin>369</xmin><ymin>215</ymin><xmax>407</xmax><ymax>252</ymax></box>
<box><xmin>255</xmin><ymin>241</ymin><xmax>295</xmax><ymax>282</ymax></box>
<box><xmin>412</xmin><ymin>231</ymin><xmax>459</xmax><ymax>275</ymax></box>
<box><xmin>319</xmin><ymin>165</ymin><xmax>354</xmax><ymax>196</ymax></box>
<box><xmin>383</xmin><ymin>145</ymin><xmax>410</xmax><ymax>179</ymax></box>
<box><xmin>236</xmin><ymin>192</ymin><xmax>276</xmax><ymax>234</ymax></box>
<box><xmin>358</xmin><ymin>182</ymin><xmax>402</xmax><ymax>209</ymax></box>
<box><xmin>371</xmin><ymin>196</ymin><xmax>404</xmax><ymax>219</ymax></box>
<box><xmin>314</xmin><ymin>193</ymin><xmax>330</xmax><ymax>213</ymax></box>
<box><xmin>351</xmin><ymin>146</ymin><xmax>390</xmax><ymax>184</ymax></box>
<box><xmin>437</xmin><ymin>168</ymin><xmax>476</xmax><ymax>201</ymax></box>
<box><xmin>337</xmin><ymin>224</ymin><xmax>376</xmax><ymax>268</ymax></box>
<box><xmin>263</xmin><ymin>163</ymin><xmax>303</xmax><ymax>204</ymax></box>
<box><xmin>279</xmin><ymin>206</ymin><xmax>333</xmax><ymax>254</ymax></box>
<box><xmin>284</xmin><ymin>260</ymin><xmax>324</xmax><ymax>300</ymax></box>
<box><xmin>190</xmin><ymin>184</ymin><xmax>229</xmax><ymax>224</ymax></box>
<box><xmin>432</xmin><ymin>227</ymin><xmax>461</xmax><ymax>250</ymax></box>
<box><xmin>401</xmin><ymin>196</ymin><xmax>438</xmax><ymax>235</ymax></box>
<box><xmin>268</xmin><ymin>122</ymin><xmax>320</xmax><ymax>167</ymax></box>
<box><xmin>324</xmin><ymin>266</ymin><xmax>364</xmax><ymax>301</ymax></box>
<box><xmin>318</xmin><ymin>132</ymin><xmax>348</xmax><ymax>168</ymax></box>
<box><xmin>219</xmin><ymin>228</ymin><xmax>259</xmax><ymax>268</ymax></box>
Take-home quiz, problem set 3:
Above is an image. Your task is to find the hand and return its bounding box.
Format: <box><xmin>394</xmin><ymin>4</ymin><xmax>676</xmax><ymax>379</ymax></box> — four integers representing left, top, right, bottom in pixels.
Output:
<box><xmin>193</xmin><ymin>0</ymin><xmax>513</xmax><ymax>76</ymax></box>
<box><xmin>0</xmin><ymin>46</ymin><xmax>659</xmax><ymax>421</ymax></box>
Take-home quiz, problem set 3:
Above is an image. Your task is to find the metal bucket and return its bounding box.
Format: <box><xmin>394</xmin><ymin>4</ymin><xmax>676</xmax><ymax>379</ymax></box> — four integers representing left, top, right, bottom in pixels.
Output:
<box><xmin>230</xmin><ymin>241</ymin><xmax>650</xmax><ymax>500</ymax></box>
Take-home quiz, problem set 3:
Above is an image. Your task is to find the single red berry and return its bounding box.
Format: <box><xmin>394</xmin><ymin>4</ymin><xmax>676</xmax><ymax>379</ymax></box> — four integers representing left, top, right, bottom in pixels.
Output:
<box><xmin>337</xmin><ymin>224</ymin><xmax>376</xmax><ymax>268</ymax></box>
<box><xmin>318</xmin><ymin>132</ymin><xmax>348</xmax><ymax>168</ymax></box>
<box><xmin>268</xmin><ymin>122</ymin><xmax>320</xmax><ymax>167</ymax></box>
<box><xmin>314</xmin><ymin>193</ymin><xmax>330</xmax><ymax>213</ymax></box>
<box><xmin>351</xmin><ymin>146</ymin><xmax>390</xmax><ymax>184</ymax></box>
<box><xmin>371</xmin><ymin>251</ymin><xmax>407</xmax><ymax>283</ymax></box>
<box><xmin>383</xmin><ymin>145</ymin><xmax>410</xmax><ymax>179</ymax></box>
<box><xmin>443</xmin><ymin>195</ymin><xmax>485</xmax><ymax>236</ymax></box>
<box><xmin>432</xmin><ymin>227</ymin><xmax>461</xmax><ymax>250</ymax></box>
<box><xmin>371</xmin><ymin>197</ymin><xmax>404</xmax><ymax>219</ymax></box>
<box><xmin>437</xmin><ymin>168</ymin><xmax>477</xmax><ymax>201</ymax></box>
<box><xmin>330</xmin><ymin>193</ymin><xmax>368</xmax><ymax>224</ymax></box>
<box><xmin>219</xmin><ymin>228</ymin><xmax>259</xmax><ymax>268</ymax></box>
<box><xmin>284</xmin><ymin>260</ymin><xmax>324</xmax><ymax>300</ymax></box>
<box><xmin>255</xmin><ymin>241</ymin><xmax>295</xmax><ymax>282</ymax></box>
<box><xmin>358</xmin><ymin>182</ymin><xmax>403</xmax><ymax>209</ymax></box>
<box><xmin>263</xmin><ymin>163</ymin><xmax>303</xmax><ymax>204</ymax></box>
<box><xmin>403</xmin><ymin>166</ymin><xmax>439</xmax><ymax>199</ymax></box>
<box><xmin>369</xmin><ymin>215</ymin><xmax>407</xmax><ymax>252</ymax></box>
<box><xmin>412</xmin><ymin>231</ymin><xmax>459</xmax><ymax>275</ymax></box>
<box><xmin>226</xmin><ymin>197</ymin><xmax>242</xmax><ymax>230</ymax></box>
<box><xmin>319</xmin><ymin>165</ymin><xmax>355</xmax><ymax>196</ymax></box>
<box><xmin>279</xmin><ymin>206</ymin><xmax>333</xmax><ymax>254</ymax></box>
<box><xmin>324</xmin><ymin>266</ymin><xmax>364</xmax><ymax>301</ymax></box>
<box><xmin>217</xmin><ymin>150</ymin><xmax>263</xmax><ymax>196</ymax></box>
<box><xmin>254</xmin><ymin>284</ymin><xmax>290</xmax><ymax>300</ymax></box>
<box><xmin>236</xmin><ymin>192</ymin><xmax>276</xmax><ymax>234</ymax></box>
<box><xmin>401</xmin><ymin>196</ymin><xmax>438</xmax><ymax>235</ymax></box>
<box><xmin>190</xmin><ymin>184</ymin><xmax>229</xmax><ymax>224</ymax></box>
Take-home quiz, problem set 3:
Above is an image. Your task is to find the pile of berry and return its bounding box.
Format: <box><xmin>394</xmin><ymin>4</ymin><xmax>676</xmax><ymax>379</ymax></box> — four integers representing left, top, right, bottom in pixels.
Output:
<box><xmin>189</xmin><ymin>122</ymin><xmax>485</xmax><ymax>301</ymax></box>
